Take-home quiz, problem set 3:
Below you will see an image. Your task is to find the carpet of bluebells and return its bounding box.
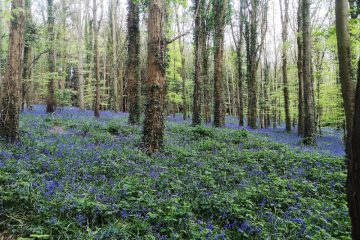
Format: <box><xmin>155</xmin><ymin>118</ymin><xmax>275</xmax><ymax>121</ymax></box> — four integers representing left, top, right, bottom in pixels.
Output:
<box><xmin>0</xmin><ymin>106</ymin><xmax>350</xmax><ymax>239</ymax></box>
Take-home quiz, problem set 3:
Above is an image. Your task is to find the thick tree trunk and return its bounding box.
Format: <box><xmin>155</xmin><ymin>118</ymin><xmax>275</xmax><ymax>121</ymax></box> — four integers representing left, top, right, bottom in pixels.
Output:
<box><xmin>335</xmin><ymin>0</ymin><xmax>355</xmax><ymax>154</ymax></box>
<box><xmin>297</xmin><ymin>0</ymin><xmax>305</xmax><ymax>136</ymax></box>
<box><xmin>213</xmin><ymin>0</ymin><xmax>227</xmax><ymax>128</ymax></box>
<box><xmin>93</xmin><ymin>0</ymin><xmax>100</xmax><ymax>118</ymax></box>
<box><xmin>192</xmin><ymin>0</ymin><xmax>204</xmax><ymax>126</ymax></box>
<box><xmin>302</xmin><ymin>0</ymin><xmax>316</xmax><ymax>145</ymax></box>
<box><xmin>0</xmin><ymin>0</ymin><xmax>25</xmax><ymax>143</ymax></box>
<box><xmin>47</xmin><ymin>0</ymin><xmax>57</xmax><ymax>113</ymax></box>
<box><xmin>350</xmin><ymin>58</ymin><xmax>360</xmax><ymax>240</ymax></box>
<box><xmin>127</xmin><ymin>0</ymin><xmax>141</xmax><ymax>125</ymax></box>
<box><xmin>142</xmin><ymin>0</ymin><xmax>166</xmax><ymax>153</ymax></box>
<box><xmin>280</xmin><ymin>0</ymin><xmax>291</xmax><ymax>132</ymax></box>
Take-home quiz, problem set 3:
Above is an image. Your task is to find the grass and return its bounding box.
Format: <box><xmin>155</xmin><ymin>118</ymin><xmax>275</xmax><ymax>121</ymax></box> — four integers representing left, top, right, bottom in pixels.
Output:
<box><xmin>0</xmin><ymin>106</ymin><xmax>350</xmax><ymax>239</ymax></box>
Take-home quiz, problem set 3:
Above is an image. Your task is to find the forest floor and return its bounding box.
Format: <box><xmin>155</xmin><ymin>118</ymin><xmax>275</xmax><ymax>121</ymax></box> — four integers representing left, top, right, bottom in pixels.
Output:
<box><xmin>0</xmin><ymin>106</ymin><xmax>350</xmax><ymax>239</ymax></box>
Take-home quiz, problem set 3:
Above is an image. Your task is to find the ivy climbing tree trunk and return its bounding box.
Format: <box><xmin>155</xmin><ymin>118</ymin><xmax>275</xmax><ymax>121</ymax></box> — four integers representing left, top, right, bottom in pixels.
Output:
<box><xmin>142</xmin><ymin>0</ymin><xmax>166</xmax><ymax>153</ymax></box>
<box><xmin>192</xmin><ymin>0</ymin><xmax>204</xmax><ymax>126</ymax></box>
<box><xmin>230</xmin><ymin>0</ymin><xmax>245</xmax><ymax>126</ymax></box>
<box><xmin>22</xmin><ymin>0</ymin><xmax>33</xmax><ymax>111</ymax></box>
<box><xmin>0</xmin><ymin>0</ymin><xmax>25</xmax><ymax>143</ymax></box>
<box><xmin>47</xmin><ymin>0</ymin><xmax>57</xmax><ymax>113</ymax></box>
<box><xmin>213</xmin><ymin>0</ymin><xmax>227</xmax><ymax>128</ymax></box>
<box><xmin>297</xmin><ymin>0</ymin><xmax>305</xmax><ymax>136</ymax></box>
<box><xmin>280</xmin><ymin>0</ymin><xmax>291</xmax><ymax>132</ymax></box>
<box><xmin>127</xmin><ymin>0</ymin><xmax>141</xmax><ymax>125</ymax></box>
<box><xmin>302</xmin><ymin>0</ymin><xmax>316</xmax><ymax>145</ymax></box>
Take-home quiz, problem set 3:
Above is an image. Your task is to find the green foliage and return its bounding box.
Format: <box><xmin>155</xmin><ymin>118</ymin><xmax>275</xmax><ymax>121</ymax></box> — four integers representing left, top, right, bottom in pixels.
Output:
<box><xmin>0</xmin><ymin>111</ymin><xmax>350</xmax><ymax>239</ymax></box>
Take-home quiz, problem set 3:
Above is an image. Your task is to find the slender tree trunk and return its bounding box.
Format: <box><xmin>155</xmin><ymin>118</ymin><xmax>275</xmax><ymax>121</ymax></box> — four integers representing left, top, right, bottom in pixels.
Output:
<box><xmin>350</xmin><ymin>58</ymin><xmax>360</xmax><ymax>240</ymax></box>
<box><xmin>202</xmin><ymin>36</ymin><xmax>211</xmax><ymax>123</ymax></box>
<box><xmin>93</xmin><ymin>0</ymin><xmax>100</xmax><ymax>117</ymax></box>
<box><xmin>47</xmin><ymin>0</ymin><xmax>57</xmax><ymax>113</ymax></box>
<box><xmin>213</xmin><ymin>0</ymin><xmax>227</xmax><ymax>128</ymax></box>
<box><xmin>0</xmin><ymin>0</ymin><xmax>25</xmax><ymax>143</ymax></box>
<box><xmin>335</xmin><ymin>0</ymin><xmax>355</xmax><ymax>154</ymax></box>
<box><xmin>142</xmin><ymin>0</ymin><xmax>166</xmax><ymax>153</ymax></box>
<box><xmin>297</xmin><ymin>0</ymin><xmax>305</xmax><ymax>136</ymax></box>
<box><xmin>302</xmin><ymin>0</ymin><xmax>316</xmax><ymax>145</ymax></box>
<box><xmin>192</xmin><ymin>0</ymin><xmax>203</xmax><ymax>126</ymax></box>
<box><xmin>111</xmin><ymin>0</ymin><xmax>119</xmax><ymax>111</ymax></box>
<box><xmin>264</xmin><ymin>63</ymin><xmax>270</xmax><ymax>128</ymax></box>
<box><xmin>246</xmin><ymin>0</ymin><xmax>259</xmax><ymax>129</ymax></box>
<box><xmin>280</xmin><ymin>0</ymin><xmax>291</xmax><ymax>132</ymax></box>
<box><xmin>77</xmin><ymin>1</ymin><xmax>85</xmax><ymax>110</ymax></box>
<box><xmin>22</xmin><ymin>0</ymin><xmax>32</xmax><ymax>111</ymax></box>
<box><xmin>127</xmin><ymin>0</ymin><xmax>141</xmax><ymax>125</ymax></box>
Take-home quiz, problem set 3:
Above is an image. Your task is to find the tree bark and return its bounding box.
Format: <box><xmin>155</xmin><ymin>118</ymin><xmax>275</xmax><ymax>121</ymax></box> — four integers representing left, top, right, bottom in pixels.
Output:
<box><xmin>302</xmin><ymin>0</ymin><xmax>316</xmax><ymax>145</ymax></box>
<box><xmin>213</xmin><ymin>0</ymin><xmax>227</xmax><ymax>128</ymax></box>
<box><xmin>46</xmin><ymin>0</ymin><xmax>57</xmax><ymax>113</ymax></box>
<box><xmin>0</xmin><ymin>0</ymin><xmax>2</xmax><ymax>92</ymax></box>
<box><xmin>111</xmin><ymin>0</ymin><xmax>119</xmax><ymax>112</ymax></box>
<box><xmin>0</xmin><ymin>0</ymin><xmax>25</xmax><ymax>143</ymax></box>
<box><xmin>246</xmin><ymin>0</ymin><xmax>260</xmax><ymax>129</ymax></box>
<box><xmin>350</xmin><ymin>57</ymin><xmax>360</xmax><ymax>240</ymax></box>
<box><xmin>335</xmin><ymin>0</ymin><xmax>355</xmax><ymax>154</ymax></box>
<box><xmin>297</xmin><ymin>0</ymin><xmax>305</xmax><ymax>136</ymax></box>
<box><xmin>142</xmin><ymin>0</ymin><xmax>166</xmax><ymax>153</ymax></box>
<box><xmin>93</xmin><ymin>0</ymin><xmax>101</xmax><ymax>117</ymax></box>
<box><xmin>127</xmin><ymin>0</ymin><xmax>141</xmax><ymax>125</ymax></box>
<box><xmin>77</xmin><ymin>1</ymin><xmax>85</xmax><ymax>110</ymax></box>
<box><xmin>280</xmin><ymin>0</ymin><xmax>291</xmax><ymax>132</ymax></box>
<box><xmin>202</xmin><ymin>35</ymin><xmax>211</xmax><ymax>123</ymax></box>
<box><xmin>192</xmin><ymin>0</ymin><xmax>204</xmax><ymax>126</ymax></box>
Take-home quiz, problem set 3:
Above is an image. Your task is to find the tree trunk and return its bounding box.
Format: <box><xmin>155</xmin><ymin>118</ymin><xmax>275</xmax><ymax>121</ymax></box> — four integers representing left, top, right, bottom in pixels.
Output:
<box><xmin>297</xmin><ymin>0</ymin><xmax>305</xmax><ymax>136</ymax></box>
<box><xmin>280</xmin><ymin>0</ymin><xmax>291</xmax><ymax>132</ymax></box>
<box><xmin>0</xmin><ymin>0</ymin><xmax>2</xmax><ymax>92</ymax></box>
<box><xmin>46</xmin><ymin>0</ymin><xmax>57</xmax><ymax>113</ymax></box>
<box><xmin>192</xmin><ymin>0</ymin><xmax>204</xmax><ymax>126</ymax></box>
<box><xmin>93</xmin><ymin>0</ymin><xmax>100</xmax><ymax>118</ymax></box>
<box><xmin>77</xmin><ymin>1</ymin><xmax>85</xmax><ymax>110</ymax></box>
<box><xmin>246</xmin><ymin>0</ymin><xmax>260</xmax><ymax>129</ymax></box>
<box><xmin>0</xmin><ymin>0</ymin><xmax>25</xmax><ymax>143</ymax></box>
<box><xmin>142</xmin><ymin>0</ymin><xmax>166</xmax><ymax>153</ymax></box>
<box><xmin>335</xmin><ymin>0</ymin><xmax>355</xmax><ymax>154</ymax></box>
<box><xmin>302</xmin><ymin>0</ymin><xmax>316</xmax><ymax>145</ymax></box>
<box><xmin>111</xmin><ymin>0</ymin><xmax>119</xmax><ymax>111</ymax></box>
<box><xmin>350</xmin><ymin>58</ymin><xmax>360</xmax><ymax>240</ymax></box>
<box><xmin>213</xmin><ymin>0</ymin><xmax>227</xmax><ymax>128</ymax></box>
<box><xmin>127</xmin><ymin>0</ymin><xmax>141</xmax><ymax>125</ymax></box>
<box><xmin>22</xmin><ymin>0</ymin><xmax>33</xmax><ymax>111</ymax></box>
<box><xmin>174</xmin><ymin>9</ymin><xmax>188</xmax><ymax>121</ymax></box>
<box><xmin>202</xmin><ymin>36</ymin><xmax>211</xmax><ymax>123</ymax></box>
